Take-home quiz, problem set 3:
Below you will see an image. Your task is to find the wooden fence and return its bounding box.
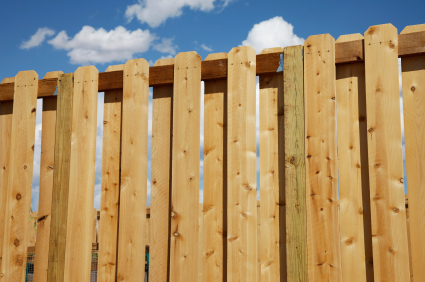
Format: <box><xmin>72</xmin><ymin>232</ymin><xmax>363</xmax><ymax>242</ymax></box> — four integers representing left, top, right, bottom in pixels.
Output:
<box><xmin>0</xmin><ymin>23</ymin><xmax>424</xmax><ymax>282</ymax></box>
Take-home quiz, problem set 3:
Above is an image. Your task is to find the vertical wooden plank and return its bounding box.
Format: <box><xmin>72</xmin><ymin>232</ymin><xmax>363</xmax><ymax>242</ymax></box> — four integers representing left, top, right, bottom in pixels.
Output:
<box><xmin>405</xmin><ymin>195</ymin><xmax>413</xmax><ymax>282</ymax></box>
<box><xmin>47</xmin><ymin>73</ymin><xmax>74</xmax><ymax>282</ymax></box>
<box><xmin>92</xmin><ymin>208</ymin><xmax>97</xmax><ymax>244</ymax></box>
<box><xmin>257</xmin><ymin>202</ymin><xmax>260</xmax><ymax>282</ymax></box>
<box><xmin>203</xmin><ymin>52</ymin><xmax>227</xmax><ymax>282</ymax></box>
<box><xmin>227</xmin><ymin>46</ymin><xmax>257</xmax><ymax>282</ymax></box>
<box><xmin>28</xmin><ymin>212</ymin><xmax>37</xmax><ymax>246</ymax></box>
<box><xmin>259</xmin><ymin>47</ymin><xmax>285</xmax><ymax>282</ymax></box>
<box><xmin>364</xmin><ymin>23</ymin><xmax>410</xmax><ymax>282</ymax></box>
<box><xmin>34</xmin><ymin>71</ymin><xmax>63</xmax><ymax>282</ymax></box>
<box><xmin>304</xmin><ymin>34</ymin><xmax>342</xmax><ymax>281</ymax></box>
<box><xmin>169</xmin><ymin>51</ymin><xmax>201</xmax><ymax>282</ymax></box>
<box><xmin>284</xmin><ymin>45</ymin><xmax>308</xmax><ymax>282</ymax></box>
<box><xmin>63</xmin><ymin>66</ymin><xmax>98</xmax><ymax>282</ymax></box>
<box><xmin>336</xmin><ymin>33</ymin><xmax>374</xmax><ymax>282</ymax></box>
<box><xmin>0</xmin><ymin>70</ymin><xmax>38</xmax><ymax>282</ymax></box>
<box><xmin>150</xmin><ymin>58</ymin><xmax>173</xmax><ymax>282</ymax></box>
<box><xmin>0</xmin><ymin>79</ymin><xmax>13</xmax><ymax>274</ymax></box>
<box><xmin>116</xmin><ymin>59</ymin><xmax>149</xmax><ymax>281</ymax></box>
<box><xmin>199</xmin><ymin>203</ymin><xmax>203</xmax><ymax>282</ymax></box>
<box><xmin>401</xmin><ymin>23</ymin><xmax>425</xmax><ymax>282</ymax></box>
<box><xmin>98</xmin><ymin>64</ymin><xmax>123</xmax><ymax>282</ymax></box>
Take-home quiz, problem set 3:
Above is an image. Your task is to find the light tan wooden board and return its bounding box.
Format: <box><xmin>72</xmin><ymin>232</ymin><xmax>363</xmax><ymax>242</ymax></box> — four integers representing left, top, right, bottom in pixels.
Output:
<box><xmin>98</xmin><ymin>64</ymin><xmax>123</xmax><ymax>282</ymax></box>
<box><xmin>199</xmin><ymin>203</ymin><xmax>203</xmax><ymax>282</ymax></box>
<box><xmin>364</xmin><ymin>24</ymin><xmax>410</xmax><ymax>282</ymax></box>
<box><xmin>227</xmin><ymin>46</ymin><xmax>257</xmax><ymax>282</ymax></box>
<box><xmin>116</xmin><ymin>59</ymin><xmax>149</xmax><ymax>281</ymax></box>
<box><xmin>169</xmin><ymin>51</ymin><xmax>201</xmax><ymax>282</ymax></box>
<box><xmin>401</xmin><ymin>23</ymin><xmax>425</xmax><ymax>282</ymax></box>
<box><xmin>336</xmin><ymin>34</ymin><xmax>374</xmax><ymax>282</ymax></box>
<box><xmin>0</xmin><ymin>79</ymin><xmax>13</xmax><ymax>274</ymax></box>
<box><xmin>304</xmin><ymin>34</ymin><xmax>342</xmax><ymax>281</ymax></box>
<box><xmin>203</xmin><ymin>52</ymin><xmax>227</xmax><ymax>282</ymax></box>
<box><xmin>284</xmin><ymin>45</ymin><xmax>308</xmax><ymax>282</ymax></box>
<box><xmin>259</xmin><ymin>65</ymin><xmax>285</xmax><ymax>281</ymax></box>
<box><xmin>150</xmin><ymin>58</ymin><xmax>173</xmax><ymax>282</ymax></box>
<box><xmin>0</xmin><ymin>71</ymin><xmax>38</xmax><ymax>282</ymax></box>
<box><xmin>28</xmin><ymin>212</ymin><xmax>37</xmax><ymax>246</ymax></box>
<box><xmin>34</xmin><ymin>71</ymin><xmax>63</xmax><ymax>282</ymax></box>
<box><xmin>63</xmin><ymin>66</ymin><xmax>98</xmax><ymax>282</ymax></box>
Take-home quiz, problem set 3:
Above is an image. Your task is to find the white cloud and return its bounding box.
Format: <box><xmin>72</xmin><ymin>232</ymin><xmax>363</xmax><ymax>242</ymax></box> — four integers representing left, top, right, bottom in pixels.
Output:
<box><xmin>125</xmin><ymin>0</ymin><xmax>231</xmax><ymax>28</ymax></box>
<box><xmin>48</xmin><ymin>26</ymin><xmax>157</xmax><ymax>64</ymax></box>
<box><xmin>20</xmin><ymin>27</ymin><xmax>55</xmax><ymax>49</ymax></box>
<box><xmin>241</xmin><ymin>16</ymin><xmax>304</xmax><ymax>53</ymax></box>
<box><xmin>200</xmin><ymin>43</ymin><xmax>213</xmax><ymax>52</ymax></box>
<box><xmin>154</xmin><ymin>37</ymin><xmax>177</xmax><ymax>55</ymax></box>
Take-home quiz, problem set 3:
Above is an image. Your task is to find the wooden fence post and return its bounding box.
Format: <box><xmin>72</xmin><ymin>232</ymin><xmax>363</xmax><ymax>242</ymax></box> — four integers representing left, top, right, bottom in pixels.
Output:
<box><xmin>227</xmin><ymin>46</ymin><xmax>257</xmax><ymax>282</ymax></box>
<box><xmin>284</xmin><ymin>45</ymin><xmax>307</xmax><ymax>282</ymax></box>
<box><xmin>169</xmin><ymin>51</ymin><xmax>201</xmax><ymax>282</ymax></box>
<box><xmin>0</xmin><ymin>71</ymin><xmax>38</xmax><ymax>282</ymax></box>
<box><xmin>400</xmin><ymin>23</ymin><xmax>425</xmax><ymax>282</ymax></box>
<box><xmin>304</xmin><ymin>34</ymin><xmax>342</xmax><ymax>281</ymax></box>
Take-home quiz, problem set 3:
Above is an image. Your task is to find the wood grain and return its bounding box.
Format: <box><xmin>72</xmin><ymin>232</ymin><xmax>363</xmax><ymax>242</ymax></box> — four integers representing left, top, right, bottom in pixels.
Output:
<box><xmin>169</xmin><ymin>51</ymin><xmax>201</xmax><ymax>282</ymax></box>
<box><xmin>34</xmin><ymin>71</ymin><xmax>63</xmax><ymax>282</ymax></box>
<box><xmin>63</xmin><ymin>67</ymin><xmax>98</xmax><ymax>282</ymax></box>
<box><xmin>304</xmin><ymin>34</ymin><xmax>342</xmax><ymax>282</ymax></box>
<box><xmin>0</xmin><ymin>79</ymin><xmax>13</xmax><ymax>275</ymax></box>
<box><xmin>227</xmin><ymin>46</ymin><xmax>257</xmax><ymax>282</ymax></box>
<box><xmin>150</xmin><ymin>58</ymin><xmax>173</xmax><ymax>282</ymax></box>
<box><xmin>28</xmin><ymin>212</ymin><xmax>37</xmax><ymax>246</ymax></box>
<box><xmin>98</xmin><ymin>64</ymin><xmax>123</xmax><ymax>282</ymax></box>
<box><xmin>116</xmin><ymin>59</ymin><xmax>149</xmax><ymax>281</ymax></box>
<box><xmin>400</xmin><ymin>23</ymin><xmax>425</xmax><ymax>282</ymax></box>
<box><xmin>336</xmin><ymin>33</ymin><xmax>372</xmax><ymax>282</ymax></box>
<box><xmin>203</xmin><ymin>52</ymin><xmax>227</xmax><ymax>282</ymax></box>
<box><xmin>259</xmin><ymin>47</ymin><xmax>285</xmax><ymax>282</ymax></box>
<box><xmin>0</xmin><ymin>71</ymin><xmax>38</xmax><ymax>282</ymax></box>
<box><xmin>284</xmin><ymin>45</ymin><xmax>308</xmax><ymax>282</ymax></box>
<box><xmin>364</xmin><ymin>24</ymin><xmax>410</xmax><ymax>282</ymax></box>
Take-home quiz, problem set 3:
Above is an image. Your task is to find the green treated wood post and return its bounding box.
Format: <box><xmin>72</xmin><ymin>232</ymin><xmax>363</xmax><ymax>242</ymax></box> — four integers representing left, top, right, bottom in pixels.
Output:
<box><xmin>47</xmin><ymin>73</ymin><xmax>74</xmax><ymax>282</ymax></box>
<box><xmin>283</xmin><ymin>45</ymin><xmax>308</xmax><ymax>282</ymax></box>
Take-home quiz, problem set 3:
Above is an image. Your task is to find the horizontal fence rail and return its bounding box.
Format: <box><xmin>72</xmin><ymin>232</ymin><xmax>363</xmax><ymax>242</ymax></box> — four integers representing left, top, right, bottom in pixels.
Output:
<box><xmin>0</xmin><ymin>23</ymin><xmax>424</xmax><ymax>282</ymax></box>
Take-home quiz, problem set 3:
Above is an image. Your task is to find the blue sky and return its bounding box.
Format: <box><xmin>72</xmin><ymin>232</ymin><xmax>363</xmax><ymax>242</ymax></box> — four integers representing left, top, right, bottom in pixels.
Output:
<box><xmin>0</xmin><ymin>0</ymin><xmax>423</xmax><ymax>211</ymax></box>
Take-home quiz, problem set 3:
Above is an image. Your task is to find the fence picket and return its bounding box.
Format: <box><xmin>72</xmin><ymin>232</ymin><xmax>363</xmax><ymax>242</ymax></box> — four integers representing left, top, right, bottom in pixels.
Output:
<box><xmin>284</xmin><ymin>45</ymin><xmax>308</xmax><ymax>282</ymax></box>
<box><xmin>400</xmin><ymin>23</ymin><xmax>425</xmax><ymax>282</ymax></box>
<box><xmin>304</xmin><ymin>34</ymin><xmax>342</xmax><ymax>281</ymax></box>
<box><xmin>0</xmin><ymin>79</ymin><xmax>13</xmax><ymax>275</ymax></box>
<box><xmin>98</xmin><ymin>64</ymin><xmax>123</xmax><ymax>282</ymax></box>
<box><xmin>259</xmin><ymin>47</ymin><xmax>285</xmax><ymax>282</ymax></box>
<box><xmin>63</xmin><ymin>67</ymin><xmax>98</xmax><ymax>282</ymax></box>
<box><xmin>364</xmin><ymin>24</ymin><xmax>410</xmax><ymax>282</ymax></box>
<box><xmin>0</xmin><ymin>71</ymin><xmax>38</xmax><ymax>281</ymax></box>
<box><xmin>203</xmin><ymin>52</ymin><xmax>227</xmax><ymax>282</ymax></box>
<box><xmin>150</xmin><ymin>58</ymin><xmax>174</xmax><ymax>282</ymax></box>
<box><xmin>227</xmin><ymin>46</ymin><xmax>257</xmax><ymax>282</ymax></box>
<box><xmin>117</xmin><ymin>59</ymin><xmax>149</xmax><ymax>281</ymax></box>
<box><xmin>336</xmin><ymin>33</ymin><xmax>373</xmax><ymax>282</ymax></box>
<box><xmin>169</xmin><ymin>51</ymin><xmax>201</xmax><ymax>282</ymax></box>
<box><xmin>33</xmin><ymin>71</ymin><xmax>63</xmax><ymax>282</ymax></box>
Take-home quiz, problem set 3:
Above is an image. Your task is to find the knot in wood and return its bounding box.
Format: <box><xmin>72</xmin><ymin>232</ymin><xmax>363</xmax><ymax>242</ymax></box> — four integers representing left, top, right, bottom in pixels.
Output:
<box><xmin>14</xmin><ymin>239</ymin><xmax>20</xmax><ymax>246</ymax></box>
<box><xmin>411</xmin><ymin>86</ymin><xmax>416</xmax><ymax>92</ymax></box>
<box><xmin>173</xmin><ymin>232</ymin><xmax>179</xmax><ymax>237</ymax></box>
<box><xmin>16</xmin><ymin>193</ymin><xmax>22</xmax><ymax>201</ymax></box>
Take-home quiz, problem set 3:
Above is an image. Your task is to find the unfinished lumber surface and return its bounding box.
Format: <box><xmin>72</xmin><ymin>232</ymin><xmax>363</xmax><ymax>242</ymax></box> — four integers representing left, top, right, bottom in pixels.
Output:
<box><xmin>28</xmin><ymin>212</ymin><xmax>37</xmax><ymax>246</ymax></box>
<box><xmin>169</xmin><ymin>52</ymin><xmax>201</xmax><ymax>282</ymax></box>
<box><xmin>150</xmin><ymin>58</ymin><xmax>173</xmax><ymax>282</ymax></box>
<box><xmin>47</xmin><ymin>73</ymin><xmax>73</xmax><ymax>282</ymax></box>
<box><xmin>63</xmin><ymin>67</ymin><xmax>98</xmax><ymax>282</ymax></box>
<box><xmin>304</xmin><ymin>34</ymin><xmax>342</xmax><ymax>282</ymax></box>
<box><xmin>336</xmin><ymin>34</ymin><xmax>371</xmax><ymax>282</ymax></box>
<box><xmin>98</xmin><ymin>64</ymin><xmax>123</xmax><ymax>282</ymax></box>
<box><xmin>203</xmin><ymin>52</ymin><xmax>227</xmax><ymax>282</ymax></box>
<box><xmin>259</xmin><ymin>47</ymin><xmax>284</xmax><ymax>282</ymax></box>
<box><xmin>116</xmin><ymin>59</ymin><xmax>149</xmax><ymax>281</ymax></box>
<box><xmin>364</xmin><ymin>24</ymin><xmax>410</xmax><ymax>282</ymax></box>
<box><xmin>227</xmin><ymin>46</ymin><xmax>257</xmax><ymax>282</ymax></box>
<box><xmin>0</xmin><ymin>77</ymin><xmax>13</xmax><ymax>274</ymax></box>
<box><xmin>0</xmin><ymin>71</ymin><xmax>38</xmax><ymax>281</ymax></box>
<box><xmin>34</xmin><ymin>71</ymin><xmax>62</xmax><ymax>282</ymax></box>
<box><xmin>0</xmin><ymin>71</ymin><xmax>38</xmax><ymax>282</ymax></box>
<box><xmin>401</xmin><ymin>23</ymin><xmax>425</xmax><ymax>282</ymax></box>
<box><xmin>284</xmin><ymin>45</ymin><xmax>307</xmax><ymax>282</ymax></box>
